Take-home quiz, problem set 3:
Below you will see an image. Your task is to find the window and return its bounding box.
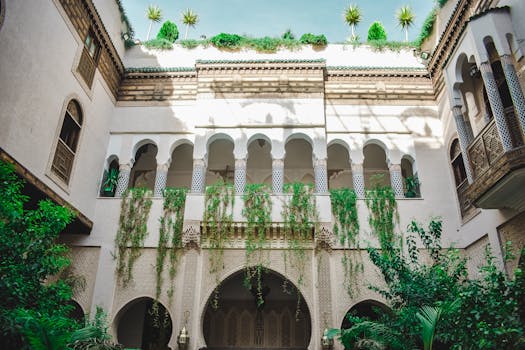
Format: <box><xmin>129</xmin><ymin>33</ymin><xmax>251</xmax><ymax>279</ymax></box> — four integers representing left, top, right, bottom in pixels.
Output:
<box><xmin>51</xmin><ymin>100</ymin><xmax>82</xmax><ymax>184</ymax></box>
<box><xmin>77</xmin><ymin>29</ymin><xmax>100</xmax><ymax>88</ymax></box>
<box><xmin>450</xmin><ymin>139</ymin><xmax>471</xmax><ymax>217</ymax></box>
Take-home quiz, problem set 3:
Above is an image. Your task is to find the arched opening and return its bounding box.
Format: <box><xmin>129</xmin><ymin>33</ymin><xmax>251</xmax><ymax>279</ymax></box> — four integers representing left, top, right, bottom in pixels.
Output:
<box><xmin>167</xmin><ymin>143</ymin><xmax>194</xmax><ymax>188</ymax></box>
<box><xmin>401</xmin><ymin>156</ymin><xmax>419</xmax><ymax>198</ymax></box>
<box><xmin>115</xmin><ymin>297</ymin><xmax>173</xmax><ymax>350</ymax></box>
<box><xmin>247</xmin><ymin>138</ymin><xmax>272</xmax><ymax>186</ymax></box>
<box><xmin>363</xmin><ymin>143</ymin><xmax>389</xmax><ymax>189</ymax></box>
<box><xmin>67</xmin><ymin>300</ymin><xmax>85</xmax><ymax>323</ymax></box>
<box><xmin>327</xmin><ymin>143</ymin><xmax>353</xmax><ymax>189</ymax></box>
<box><xmin>284</xmin><ymin>138</ymin><xmax>313</xmax><ymax>185</ymax></box>
<box><xmin>101</xmin><ymin>156</ymin><xmax>119</xmax><ymax>197</ymax></box>
<box><xmin>340</xmin><ymin>300</ymin><xmax>390</xmax><ymax>331</ymax></box>
<box><xmin>203</xmin><ymin>269</ymin><xmax>312</xmax><ymax>350</ymax></box>
<box><xmin>130</xmin><ymin>144</ymin><xmax>158</xmax><ymax>191</ymax></box>
<box><xmin>450</xmin><ymin>139</ymin><xmax>470</xmax><ymax>217</ymax></box>
<box><xmin>206</xmin><ymin>139</ymin><xmax>235</xmax><ymax>185</ymax></box>
<box><xmin>455</xmin><ymin>54</ymin><xmax>479</xmax><ymax>137</ymax></box>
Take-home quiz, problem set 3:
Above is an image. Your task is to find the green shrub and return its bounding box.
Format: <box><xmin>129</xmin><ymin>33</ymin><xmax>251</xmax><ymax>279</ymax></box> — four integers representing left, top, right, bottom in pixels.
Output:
<box><xmin>415</xmin><ymin>8</ymin><xmax>437</xmax><ymax>48</ymax></box>
<box><xmin>156</xmin><ymin>20</ymin><xmax>179</xmax><ymax>43</ymax></box>
<box><xmin>144</xmin><ymin>38</ymin><xmax>173</xmax><ymax>50</ymax></box>
<box><xmin>367</xmin><ymin>21</ymin><xmax>387</xmax><ymax>41</ymax></box>
<box><xmin>246</xmin><ymin>36</ymin><xmax>281</xmax><ymax>53</ymax></box>
<box><xmin>282</xmin><ymin>29</ymin><xmax>295</xmax><ymax>40</ymax></box>
<box><xmin>179</xmin><ymin>39</ymin><xmax>200</xmax><ymax>49</ymax></box>
<box><xmin>438</xmin><ymin>0</ymin><xmax>449</xmax><ymax>7</ymax></box>
<box><xmin>210</xmin><ymin>33</ymin><xmax>243</xmax><ymax>49</ymax></box>
<box><xmin>368</xmin><ymin>40</ymin><xmax>415</xmax><ymax>52</ymax></box>
<box><xmin>299</xmin><ymin>33</ymin><xmax>328</xmax><ymax>46</ymax></box>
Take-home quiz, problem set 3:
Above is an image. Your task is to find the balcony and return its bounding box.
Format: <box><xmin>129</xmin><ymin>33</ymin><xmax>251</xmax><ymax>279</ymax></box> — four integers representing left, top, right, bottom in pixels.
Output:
<box><xmin>466</xmin><ymin>110</ymin><xmax>525</xmax><ymax>211</ymax></box>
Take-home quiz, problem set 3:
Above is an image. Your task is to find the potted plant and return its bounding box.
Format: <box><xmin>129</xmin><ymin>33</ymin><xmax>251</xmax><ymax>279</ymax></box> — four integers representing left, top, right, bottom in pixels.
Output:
<box><xmin>102</xmin><ymin>168</ymin><xmax>119</xmax><ymax>197</ymax></box>
<box><xmin>404</xmin><ymin>176</ymin><xmax>420</xmax><ymax>198</ymax></box>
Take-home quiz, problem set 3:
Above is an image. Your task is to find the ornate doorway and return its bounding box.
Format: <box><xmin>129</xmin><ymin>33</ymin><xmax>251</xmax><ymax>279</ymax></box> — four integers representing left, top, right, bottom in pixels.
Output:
<box><xmin>203</xmin><ymin>269</ymin><xmax>311</xmax><ymax>350</ymax></box>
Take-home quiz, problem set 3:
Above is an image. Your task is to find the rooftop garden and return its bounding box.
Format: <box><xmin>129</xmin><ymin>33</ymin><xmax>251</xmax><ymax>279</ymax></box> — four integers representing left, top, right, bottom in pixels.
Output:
<box><xmin>119</xmin><ymin>1</ymin><xmax>451</xmax><ymax>53</ymax></box>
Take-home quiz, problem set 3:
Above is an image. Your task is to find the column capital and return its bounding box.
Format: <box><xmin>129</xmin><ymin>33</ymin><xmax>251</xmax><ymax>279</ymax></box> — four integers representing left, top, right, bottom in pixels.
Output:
<box><xmin>119</xmin><ymin>163</ymin><xmax>132</xmax><ymax>172</ymax></box>
<box><xmin>272</xmin><ymin>158</ymin><xmax>284</xmax><ymax>167</ymax></box>
<box><xmin>235</xmin><ymin>158</ymin><xmax>247</xmax><ymax>167</ymax></box>
<box><xmin>314</xmin><ymin>157</ymin><xmax>327</xmax><ymax>167</ymax></box>
<box><xmin>156</xmin><ymin>162</ymin><xmax>170</xmax><ymax>172</ymax></box>
<box><xmin>193</xmin><ymin>158</ymin><xmax>206</xmax><ymax>167</ymax></box>
<box><xmin>388</xmin><ymin>163</ymin><xmax>401</xmax><ymax>172</ymax></box>
<box><xmin>351</xmin><ymin>163</ymin><xmax>363</xmax><ymax>172</ymax></box>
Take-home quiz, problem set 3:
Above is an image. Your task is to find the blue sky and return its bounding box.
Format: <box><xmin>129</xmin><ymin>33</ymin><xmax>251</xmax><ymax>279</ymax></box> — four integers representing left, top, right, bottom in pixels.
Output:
<box><xmin>122</xmin><ymin>0</ymin><xmax>435</xmax><ymax>42</ymax></box>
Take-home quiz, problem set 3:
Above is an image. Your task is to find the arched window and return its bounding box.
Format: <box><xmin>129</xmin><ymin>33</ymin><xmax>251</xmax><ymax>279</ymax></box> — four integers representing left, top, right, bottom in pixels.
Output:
<box><xmin>450</xmin><ymin>139</ymin><xmax>471</xmax><ymax>217</ymax></box>
<box><xmin>51</xmin><ymin>100</ymin><xmax>82</xmax><ymax>184</ymax></box>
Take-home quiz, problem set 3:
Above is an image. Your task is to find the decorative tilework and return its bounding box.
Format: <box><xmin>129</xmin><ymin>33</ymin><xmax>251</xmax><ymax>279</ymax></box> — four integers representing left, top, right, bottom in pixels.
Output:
<box><xmin>314</xmin><ymin>158</ymin><xmax>328</xmax><ymax>193</ymax></box>
<box><xmin>272</xmin><ymin>159</ymin><xmax>284</xmax><ymax>193</ymax></box>
<box><xmin>351</xmin><ymin>163</ymin><xmax>365</xmax><ymax>199</ymax></box>
<box><xmin>234</xmin><ymin>159</ymin><xmax>247</xmax><ymax>194</ymax></box>
<box><xmin>153</xmin><ymin>164</ymin><xmax>169</xmax><ymax>197</ymax></box>
<box><xmin>452</xmin><ymin>106</ymin><xmax>474</xmax><ymax>183</ymax></box>
<box><xmin>389</xmin><ymin>164</ymin><xmax>404</xmax><ymax>198</ymax></box>
<box><xmin>501</xmin><ymin>55</ymin><xmax>525</xmax><ymax>140</ymax></box>
<box><xmin>191</xmin><ymin>159</ymin><xmax>206</xmax><ymax>193</ymax></box>
<box><xmin>115</xmin><ymin>164</ymin><xmax>131</xmax><ymax>197</ymax></box>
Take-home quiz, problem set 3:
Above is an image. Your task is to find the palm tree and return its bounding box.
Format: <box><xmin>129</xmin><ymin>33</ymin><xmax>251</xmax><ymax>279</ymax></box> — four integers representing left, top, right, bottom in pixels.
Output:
<box><xmin>145</xmin><ymin>4</ymin><xmax>163</xmax><ymax>40</ymax></box>
<box><xmin>396</xmin><ymin>5</ymin><xmax>415</xmax><ymax>42</ymax></box>
<box><xmin>344</xmin><ymin>4</ymin><xmax>362</xmax><ymax>41</ymax></box>
<box><xmin>181</xmin><ymin>9</ymin><xmax>199</xmax><ymax>40</ymax></box>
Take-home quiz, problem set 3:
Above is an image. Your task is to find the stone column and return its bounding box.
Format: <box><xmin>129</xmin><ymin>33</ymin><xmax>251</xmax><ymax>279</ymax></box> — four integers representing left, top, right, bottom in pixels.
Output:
<box><xmin>234</xmin><ymin>158</ymin><xmax>247</xmax><ymax>194</ymax></box>
<box><xmin>389</xmin><ymin>163</ymin><xmax>404</xmax><ymax>198</ymax></box>
<box><xmin>480</xmin><ymin>61</ymin><xmax>513</xmax><ymax>151</ymax></box>
<box><xmin>190</xmin><ymin>158</ymin><xmax>206</xmax><ymax>193</ymax></box>
<box><xmin>351</xmin><ymin>163</ymin><xmax>365</xmax><ymax>199</ymax></box>
<box><xmin>500</xmin><ymin>54</ymin><xmax>525</xmax><ymax>136</ymax></box>
<box><xmin>272</xmin><ymin>158</ymin><xmax>284</xmax><ymax>193</ymax></box>
<box><xmin>314</xmin><ymin>158</ymin><xmax>328</xmax><ymax>193</ymax></box>
<box><xmin>153</xmin><ymin>163</ymin><xmax>169</xmax><ymax>197</ymax></box>
<box><xmin>452</xmin><ymin>106</ymin><xmax>474</xmax><ymax>183</ymax></box>
<box><xmin>115</xmin><ymin>163</ymin><xmax>131</xmax><ymax>197</ymax></box>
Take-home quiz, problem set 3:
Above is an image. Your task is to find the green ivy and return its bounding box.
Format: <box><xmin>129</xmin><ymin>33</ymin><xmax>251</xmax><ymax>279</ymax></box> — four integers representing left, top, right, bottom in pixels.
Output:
<box><xmin>415</xmin><ymin>7</ymin><xmax>437</xmax><ymax>48</ymax></box>
<box><xmin>365</xmin><ymin>181</ymin><xmax>398</xmax><ymax>251</ymax></box>
<box><xmin>203</xmin><ymin>180</ymin><xmax>235</xmax><ymax>308</ymax></box>
<box><xmin>242</xmin><ymin>184</ymin><xmax>272</xmax><ymax>307</ymax></box>
<box><xmin>155</xmin><ymin>188</ymin><xmax>187</xmax><ymax>304</ymax></box>
<box><xmin>143</xmin><ymin>38</ymin><xmax>173</xmax><ymax>50</ymax></box>
<box><xmin>115</xmin><ymin>188</ymin><xmax>152</xmax><ymax>286</ymax></box>
<box><xmin>282</xmin><ymin>182</ymin><xmax>318</xmax><ymax>319</ymax></box>
<box><xmin>330</xmin><ymin>188</ymin><xmax>362</xmax><ymax>297</ymax></box>
<box><xmin>367</xmin><ymin>40</ymin><xmax>416</xmax><ymax>52</ymax></box>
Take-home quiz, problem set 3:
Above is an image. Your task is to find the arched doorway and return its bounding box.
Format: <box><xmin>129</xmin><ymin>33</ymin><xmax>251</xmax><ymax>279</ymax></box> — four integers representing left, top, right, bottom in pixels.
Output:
<box><xmin>115</xmin><ymin>297</ymin><xmax>173</xmax><ymax>350</ymax></box>
<box><xmin>203</xmin><ymin>269</ymin><xmax>311</xmax><ymax>350</ymax></box>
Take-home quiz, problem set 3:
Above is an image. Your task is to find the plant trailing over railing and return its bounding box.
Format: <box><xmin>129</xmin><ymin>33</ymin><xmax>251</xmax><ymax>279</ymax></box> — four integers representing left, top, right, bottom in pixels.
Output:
<box><xmin>115</xmin><ymin>188</ymin><xmax>152</xmax><ymax>286</ymax></box>
<box><xmin>330</xmin><ymin>188</ymin><xmax>362</xmax><ymax>297</ymax></box>
<box><xmin>365</xmin><ymin>176</ymin><xmax>398</xmax><ymax>252</ymax></box>
<box><xmin>203</xmin><ymin>180</ymin><xmax>235</xmax><ymax>308</ymax></box>
<box><xmin>282</xmin><ymin>182</ymin><xmax>318</xmax><ymax>319</ymax></box>
<box><xmin>242</xmin><ymin>183</ymin><xmax>272</xmax><ymax>307</ymax></box>
<box><xmin>155</xmin><ymin>188</ymin><xmax>187</xmax><ymax>304</ymax></box>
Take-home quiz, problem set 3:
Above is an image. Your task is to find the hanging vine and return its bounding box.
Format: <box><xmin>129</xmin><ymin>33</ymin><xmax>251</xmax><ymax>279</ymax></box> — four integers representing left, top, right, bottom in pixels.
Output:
<box><xmin>281</xmin><ymin>182</ymin><xmax>318</xmax><ymax>319</ymax></box>
<box><xmin>242</xmin><ymin>183</ymin><xmax>272</xmax><ymax>307</ymax></box>
<box><xmin>115</xmin><ymin>188</ymin><xmax>153</xmax><ymax>286</ymax></box>
<box><xmin>155</xmin><ymin>187</ymin><xmax>187</xmax><ymax>302</ymax></box>
<box><xmin>365</xmin><ymin>177</ymin><xmax>398</xmax><ymax>253</ymax></box>
<box><xmin>330</xmin><ymin>187</ymin><xmax>362</xmax><ymax>297</ymax></box>
<box><xmin>203</xmin><ymin>180</ymin><xmax>235</xmax><ymax>309</ymax></box>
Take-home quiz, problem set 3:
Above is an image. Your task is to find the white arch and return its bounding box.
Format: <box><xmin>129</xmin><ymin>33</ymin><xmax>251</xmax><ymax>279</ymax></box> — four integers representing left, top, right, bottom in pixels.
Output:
<box><xmin>130</xmin><ymin>138</ymin><xmax>158</xmax><ymax>164</ymax></box>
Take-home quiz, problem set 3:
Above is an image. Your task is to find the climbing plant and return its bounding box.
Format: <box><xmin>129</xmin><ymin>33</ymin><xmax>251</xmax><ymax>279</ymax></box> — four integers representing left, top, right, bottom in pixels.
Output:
<box><xmin>242</xmin><ymin>183</ymin><xmax>272</xmax><ymax>307</ymax></box>
<box><xmin>365</xmin><ymin>177</ymin><xmax>398</xmax><ymax>251</ymax></box>
<box><xmin>330</xmin><ymin>188</ymin><xmax>362</xmax><ymax>297</ymax></box>
<box><xmin>203</xmin><ymin>180</ymin><xmax>235</xmax><ymax>308</ymax></box>
<box><xmin>281</xmin><ymin>182</ymin><xmax>318</xmax><ymax>319</ymax></box>
<box><xmin>115</xmin><ymin>188</ymin><xmax>152</xmax><ymax>286</ymax></box>
<box><xmin>155</xmin><ymin>187</ymin><xmax>187</xmax><ymax>304</ymax></box>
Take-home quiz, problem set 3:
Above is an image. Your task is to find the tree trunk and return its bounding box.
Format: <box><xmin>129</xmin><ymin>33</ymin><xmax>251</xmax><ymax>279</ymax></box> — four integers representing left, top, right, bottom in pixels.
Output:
<box><xmin>351</xmin><ymin>25</ymin><xmax>355</xmax><ymax>39</ymax></box>
<box><xmin>184</xmin><ymin>25</ymin><xmax>189</xmax><ymax>40</ymax></box>
<box><xmin>147</xmin><ymin>21</ymin><xmax>153</xmax><ymax>40</ymax></box>
<box><xmin>405</xmin><ymin>28</ymin><xmax>408</xmax><ymax>42</ymax></box>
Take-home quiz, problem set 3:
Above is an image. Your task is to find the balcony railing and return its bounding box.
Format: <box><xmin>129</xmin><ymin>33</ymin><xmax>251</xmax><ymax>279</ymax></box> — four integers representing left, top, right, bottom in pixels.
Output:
<box><xmin>51</xmin><ymin>139</ymin><xmax>74</xmax><ymax>184</ymax></box>
<box><xmin>467</xmin><ymin>119</ymin><xmax>503</xmax><ymax>179</ymax></box>
<box><xmin>456</xmin><ymin>179</ymin><xmax>473</xmax><ymax>217</ymax></box>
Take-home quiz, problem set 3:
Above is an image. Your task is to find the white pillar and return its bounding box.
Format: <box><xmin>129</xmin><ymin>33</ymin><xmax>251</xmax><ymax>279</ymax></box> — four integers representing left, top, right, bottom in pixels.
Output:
<box><xmin>480</xmin><ymin>61</ymin><xmax>514</xmax><ymax>151</ymax></box>
<box><xmin>234</xmin><ymin>158</ymin><xmax>247</xmax><ymax>194</ymax></box>
<box><xmin>500</xmin><ymin>54</ymin><xmax>525</xmax><ymax>138</ymax></box>
<box><xmin>190</xmin><ymin>158</ymin><xmax>206</xmax><ymax>193</ymax></box>
<box><xmin>452</xmin><ymin>105</ymin><xmax>474</xmax><ymax>183</ymax></box>
<box><xmin>389</xmin><ymin>163</ymin><xmax>404</xmax><ymax>198</ymax></box>
<box><xmin>351</xmin><ymin>163</ymin><xmax>365</xmax><ymax>199</ymax></box>
<box><xmin>153</xmin><ymin>163</ymin><xmax>169</xmax><ymax>197</ymax></box>
<box><xmin>272</xmin><ymin>158</ymin><xmax>284</xmax><ymax>193</ymax></box>
<box><xmin>314</xmin><ymin>158</ymin><xmax>328</xmax><ymax>193</ymax></box>
<box><xmin>115</xmin><ymin>163</ymin><xmax>131</xmax><ymax>197</ymax></box>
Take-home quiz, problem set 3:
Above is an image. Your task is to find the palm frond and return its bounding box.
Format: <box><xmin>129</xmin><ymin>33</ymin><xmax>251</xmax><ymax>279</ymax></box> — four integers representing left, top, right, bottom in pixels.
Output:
<box><xmin>396</xmin><ymin>5</ymin><xmax>415</xmax><ymax>29</ymax></box>
<box><xmin>344</xmin><ymin>4</ymin><xmax>362</xmax><ymax>26</ymax></box>
<box><xmin>182</xmin><ymin>9</ymin><xmax>199</xmax><ymax>27</ymax></box>
<box><xmin>146</xmin><ymin>5</ymin><xmax>163</xmax><ymax>23</ymax></box>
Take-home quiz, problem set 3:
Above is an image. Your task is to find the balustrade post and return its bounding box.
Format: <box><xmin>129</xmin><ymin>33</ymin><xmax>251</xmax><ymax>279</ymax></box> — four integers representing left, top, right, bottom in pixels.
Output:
<box><xmin>234</xmin><ymin>158</ymin><xmax>247</xmax><ymax>194</ymax></box>
<box><xmin>452</xmin><ymin>106</ymin><xmax>474</xmax><ymax>183</ymax></box>
<box><xmin>389</xmin><ymin>163</ymin><xmax>405</xmax><ymax>198</ymax></box>
<box><xmin>190</xmin><ymin>158</ymin><xmax>206</xmax><ymax>193</ymax></box>
<box><xmin>153</xmin><ymin>163</ymin><xmax>169</xmax><ymax>197</ymax></box>
<box><xmin>272</xmin><ymin>158</ymin><xmax>284</xmax><ymax>193</ymax></box>
<box><xmin>351</xmin><ymin>163</ymin><xmax>365</xmax><ymax>199</ymax></box>
<box><xmin>500</xmin><ymin>54</ymin><xmax>525</xmax><ymax>138</ymax></box>
<box><xmin>115</xmin><ymin>163</ymin><xmax>132</xmax><ymax>197</ymax></box>
<box><xmin>314</xmin><ymin>158</ymin><xmax>328</xmax><ymax>193</ymax></box>
<box><xmin>480</xmin><ymin>61</ymin><xmax>514</xmax><ymax>151</ymax></box>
